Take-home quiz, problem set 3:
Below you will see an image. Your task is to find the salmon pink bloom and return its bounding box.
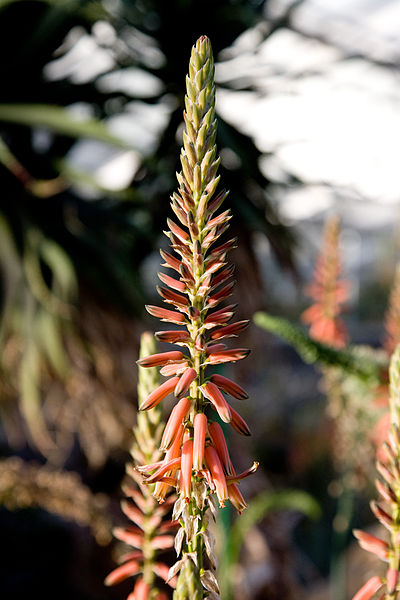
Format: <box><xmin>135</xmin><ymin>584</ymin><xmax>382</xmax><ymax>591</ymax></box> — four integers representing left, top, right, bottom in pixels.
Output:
<box><xmin>205</xmin><ymin>445</ymin><xmax>228</xmax><ymax>507</ymax></box>
<box><xmin>226</xmin><ymin>461</ymin><xmax>259</xmax><ymax>483</ymax></box>
<box><xmin>206</xmin><ymin>347</ymin><xmax>250</xmax><ymax>365</ymax></box>
<box><xmin>210</xmin><ymin>373</ymin><xmax>248</xmax><ymax>399</ymax></box>
<box><xmin>229</xmin><ymin>405</ymin><xmax>251</xmax><ymax>436</ymax></box>
<box><xmin>180</xmin><ymin>439</ymin><xmax>193</xmax><ymax>501</ymax></box>
<box><xmin>160</xmin><ymin>400</ymin><xmax>189</xmax><ymax>451</ymax></box>
<box><xmin>155</xmin><ymin>330</ymin><xmax>191</xmax><ymax>345</ymax></box>
<box><xmin>193</xmin><ymin>413</ymin><xmax>207</xmax><ymax>471</ymax></box>
<box><xmin>158</xmin><ymin>271</ymin><xmax>186</xmax><ymax>292</ymax></box>
<box><xmin>174</xmin><ymin>367</ymin><xmax>197</xmax><ymax>398</ymax></box>
<box><xmin>227</xmin><ymin>483</ymin><xmax>247</xmax><ymax>514</ymax></box>
<box><xmin>105</xmin><ymin>560</ymin><xmax>141</xmax><ymax>586</ymax></box>
<box><xmin>210</xmin><ymin>319</ymin><xmax>249</xmax><ymax>340</ymax></box>
<box><xmin>139</xmin><ymin>376</ymin><xmax>180</xmax><ymax>411</ymax></box>
<box><xmin>137</xmin><ymin>350</ymin><xmax>184</xmax><ymax>367</ymax></box>
<box><xmin>129</xmin><ymin>577</ymin><xmax>150</xmax><ymax>600</ymax></box>
<box><xmin>208</xmin><ymin>421</ymin><xmax>233</xmax><ymax>475</ymax></box>
<box><xmin>386</xmin><ymin>568</ymin><xmax>399</xmax><ymax>594</ymax></box>
<box><xmin>145</xmin><ymin>305</ymin><xmax>186</xmax><ymax>325</ymax></box>
<box><xmin>352</xmin><ymin>576</ymin><xmax>383</xmax><ymax>600</ymax></box>
<box><xmin>201</xmin><ymin>382</ymin><xmax>232</xmax><ymax>423</ymax></box>
<box><xmin>353</xmin><ymin>530</ymin><xmax>389</xmax><ymax>561</ymax></box>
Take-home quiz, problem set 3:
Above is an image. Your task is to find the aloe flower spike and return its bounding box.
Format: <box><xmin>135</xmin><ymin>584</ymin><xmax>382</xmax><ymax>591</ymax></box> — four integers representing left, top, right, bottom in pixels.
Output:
<box><xmin>137</xmin><ymin>36</ymin><xmax>257</xmax><ymax>600</ymax></box>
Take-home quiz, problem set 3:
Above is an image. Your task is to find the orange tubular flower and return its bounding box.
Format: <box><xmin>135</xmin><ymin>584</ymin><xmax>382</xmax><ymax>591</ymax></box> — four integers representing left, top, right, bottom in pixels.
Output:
<box><xmin>301</xmin><ymin>214</ymin><xmax>349</xmax><ymax>348</ymax></box>
<box><xmin>205</xmin><ymin>445</ymin><xmax>229</xmax><ymax>507</ymax></box>
<box><xmin>135</xmin><ymin>36</ymin><xmax>257</xmax><ymax>598</ymax></box>
<box><xmin>193</xmin><ymin>413</ymin><xmax>207</xmax><ymax>471</ymax></box>
<box><xmin>352</xmin><ymin>576</ymin><xmax>383</xmax><ymax>600</ymax></box>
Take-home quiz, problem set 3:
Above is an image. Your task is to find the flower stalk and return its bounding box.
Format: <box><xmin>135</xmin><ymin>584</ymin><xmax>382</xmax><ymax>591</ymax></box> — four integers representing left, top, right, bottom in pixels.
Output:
<box><xmin>352</xmin><ymin>344</ymin><xmax>400</xmax><ymax>599</ymax></box>
<box><xmin>137</xmin><ymin>36</ymin><xmax>257</xmax><ymax>599</ymax></box>
<box><xmin>105</xmin><ymin>332</ymin><xmax>177</xmax><ymax>600</ymax></box>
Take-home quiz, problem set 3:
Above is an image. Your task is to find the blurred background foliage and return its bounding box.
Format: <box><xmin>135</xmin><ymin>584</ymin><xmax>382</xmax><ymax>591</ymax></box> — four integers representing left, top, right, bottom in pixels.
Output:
<box><xmin>0</xmin><ymin>1</ymin><xmax>397</xmax><ymax>599</ymax></box>
<box><xmin>0</xmin><ymin>0</ymin><xmax>296</xmax><ymax>468</ymax></box>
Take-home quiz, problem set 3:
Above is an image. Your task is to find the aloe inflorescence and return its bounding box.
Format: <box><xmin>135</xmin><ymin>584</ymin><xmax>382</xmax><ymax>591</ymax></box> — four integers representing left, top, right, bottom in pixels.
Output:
<box><xmin>352</xmin><ymin>345</ymin><xmax>400</xmax><ymax>600</ymax></box>
<box><xmin>106</xmin><ymin>332</ymin><xmax>177</xmax><ymax>599</ymax></box>
<box><xmin>136</xmin><ymin>36</ymin><xmax>257</xmax><ymax>599</ymax></box>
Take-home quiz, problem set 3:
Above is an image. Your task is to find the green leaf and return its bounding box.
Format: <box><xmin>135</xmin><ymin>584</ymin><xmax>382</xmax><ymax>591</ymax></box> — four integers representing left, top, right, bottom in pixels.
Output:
<box><xmin>35</xmin><ymin>309</ymin><xmax>68</xmax><ymax>378</ymax></box>
<box><xmin>39</xmin><ymin>237</ymin><xmax>78</xmax><ymax>302</ymax></box>
<box><xmin>19</xmin><ymin>339</ymin><xmax>56</xmax><ymax>455</ymax></box>
<box><xmin>253</xmin><ymin>311</ymin><xmax>385</xmax><ymax>383</ymax></box>
<box><xmin>0</xmin><ymin>104</ymin><xmax>129</xmax><ymax>147</ymax></box>
<box><xmin>219</xmin><ymin>489</ymin><xmax>320</xmax><ymax>600</ymax></box>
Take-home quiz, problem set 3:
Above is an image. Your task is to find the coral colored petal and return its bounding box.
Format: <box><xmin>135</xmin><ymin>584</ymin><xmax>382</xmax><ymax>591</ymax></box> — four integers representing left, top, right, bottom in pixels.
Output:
<box><xmin>206</xmin><ymin>348</ymin><xmax>250</xmax><ymax>365</ymax></box>
<box><xmin>151</xmin><ymin>535</ymin><xmax>175</xmax><ymax>550</ymax></box>
<box><xmin>158</xmin><ymin>272</ymin><xmax>186</xmax><ymax>292</ymax></box>
<box><xmin>226</xmin><ymin>461</ymin><xmax>259</xmax><ymax>483</ymax></box>
<box><xmin>230</xmin><ymin>406</ymin><xmax>251</xmax><ymax>436</ymax></box>
<box><xmin>210</xmin><ymin>374</ymin><xmax>248</xmax><ymax>399</ymax></box>
<box><xmin>143</xmin><ymin>457</ymin><xmax>181</xmax><ymax>483</ymax></box>
<box><xmin>137</xmin><ymin>350</ymin><xmax>183</xmax><ymax>367</ymax></box>
<box><xmin>120</xmin><ymin>500</ymin><xmax>144</xmax><ymax>528</ymax></box>
<box><xmin>113</xmin><ymin>527</ymin><xmax>143</xmax><ymax>548</ymax></box>
<box><xmin>104</xmin><ymin>560</ymin><xmax>141</xmax><ymax>586</ymax></box>
<box><xmin>139</xmin><ymin>376</ymin><xmax>180</xmax><ymax>410</ymax></box>
<box><xmin>193</xmin><ymin>413</ymin><xmax>207</xmax><ymax>470</ymax></box>
<box><xmin>180</xmin><ymin>439</ymin><xmax>193</xmax><ymax>500</ymax></box>
<box><xmin>201</xmin><ymin>382</ymin><xmax>232</xmax><ymax>423</ymax></box>
<box><xmin>160</xmin><ymin>361</ymin><xmax>188</xmax><ymax>376</ymax></box>
<box><xmin>160</xmin><ymin>399</ymin><xmax>190</xmax><ymax>450</ymax></box>
<box><xmin>352</xmin><ymin>576</ymin><xmax>383</xmax><ymax>600</ymax></box>
<box><xmin>174</xmin><ymin>368</ymin><xmax>197</xmax><ymax>397</ymax></box>
<box><xmin>208</xmin><ymin>421</ymin><xmax>233</xmax><ymax>475</ymax></box>
<box><xmin>155</xmin><ymin>330</ymin><xmax>191</xmax><ymax>344</ymax></box>
<box><xmin>227</xmin><ymin>482</ymin><xmax>247</xmax><ymax>513</ymax></box>
<box><xmin>353</xmin><ymin>529</ymin><xmax>389</xmax><ymax>560</ymax></box>
<box><xmin>145</xmin><ymin>305</ymin><xmax>186</xmax><ymax>324</ymax></box>
<box><xmin>133</xmin><ymin>577</ymin><xmax>150</xmax><ymax>600</ymax></box>
<box><xmin>205</xmin><ymin>445</ymin><xmax>228</xmax><ymax>507</ymax></box>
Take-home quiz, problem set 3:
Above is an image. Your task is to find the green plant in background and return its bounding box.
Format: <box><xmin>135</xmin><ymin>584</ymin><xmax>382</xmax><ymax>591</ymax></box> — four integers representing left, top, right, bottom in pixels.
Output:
<box><xmin>217</xmin><ymin>488</ymin><xmax>320</xmax><ymax>600</ymax></box>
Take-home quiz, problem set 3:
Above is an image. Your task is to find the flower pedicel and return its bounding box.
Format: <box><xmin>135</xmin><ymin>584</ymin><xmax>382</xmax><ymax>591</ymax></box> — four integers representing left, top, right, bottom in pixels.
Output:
<box><xmin>137</xmin><ymin>36</ymin><xmax>257</xmax><ymax>599</ymax></box>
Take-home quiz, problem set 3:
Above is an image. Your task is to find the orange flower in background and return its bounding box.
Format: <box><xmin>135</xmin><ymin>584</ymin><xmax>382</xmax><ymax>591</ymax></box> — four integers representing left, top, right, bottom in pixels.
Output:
<box><xmin>302</xmin><ymin>214</ymin><xmax>350</xmax><ymax>348</ymax></box>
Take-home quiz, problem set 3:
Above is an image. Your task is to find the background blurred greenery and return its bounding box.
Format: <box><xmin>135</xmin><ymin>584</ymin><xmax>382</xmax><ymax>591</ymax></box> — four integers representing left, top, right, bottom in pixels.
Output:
<box><xmin>0</xmin><ymin>1</ymin><xmax>396</xmax><ymax>599</ymax></box>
